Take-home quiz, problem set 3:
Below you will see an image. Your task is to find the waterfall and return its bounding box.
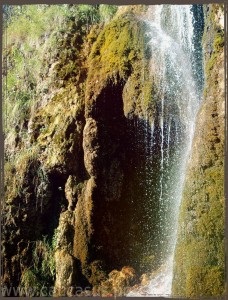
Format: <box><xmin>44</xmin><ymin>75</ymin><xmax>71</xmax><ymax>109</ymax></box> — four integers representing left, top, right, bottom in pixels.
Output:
<box><xmin>128</xmin><ymin>4</ymin><xmax>202</xmax><ymax>297</ymax></box>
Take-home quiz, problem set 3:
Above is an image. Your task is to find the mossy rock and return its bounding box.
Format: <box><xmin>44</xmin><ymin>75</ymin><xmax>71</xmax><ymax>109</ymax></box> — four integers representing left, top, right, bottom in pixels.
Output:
<box><xmin>86</xmin><ymin>13</ymin><xmax>146</xmax><ymax>102</ymax></box>
<box><xmin>172</xmin><ymin>4</ymin><xmax>225</xmax><ymax>297</ymax></box>
<box><xmin>30</xmin><ymin>84</ymin><xmax>85</xmax><ymax>175</ymax></box>
<box><xmin>86</xmin><ymin>12</ymin><xmax>155</xmax><ymax>121</ymax></box>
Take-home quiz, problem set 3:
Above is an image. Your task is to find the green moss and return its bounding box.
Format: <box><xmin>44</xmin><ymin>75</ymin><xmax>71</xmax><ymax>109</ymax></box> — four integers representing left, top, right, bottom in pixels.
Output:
<box><xmin>205</xmin><ymin>29</ymin><xmax>224</xmax><ymax>75</ymax></box>
<box><xmin>122</xmin><ymin>62</ymin><xmax>155</xmax><ymax>118</ymax></box>
<box><xmin>86</xmin><ymin>13</ymin><xmax>155</xmax><ymax>119</ymax></box>
<box><xmin>87</xmin><ymin>13</ymin><xmax>145</xmax><ymax>98</ymax></box>
<box><xmin>5</xmin><ymin>145</ymin><xmax>40</xmax><ymax>202</ymax></box>
<box><xmin>203</xmin><ymin>4</ymin><xmax>224</xmax><ymax>78</ymax></box>
<box><xmin>172</xmin><ymin>4</ymin><xmax>225</xmax><ymax>297</ymax></box>
<box><xmin>173</xmin><ymin>158</ymin><xmax>225</xmax><ymax>295</ymax></box>
<box><xmin>213</xmin><ymin>31</ymin><xmax>224</xmax><ymax>52</ymax></box>
<box><xmin>29</xmin><ymin>83</ymin><xmax>85</xmax><ymax>172</ymax></box>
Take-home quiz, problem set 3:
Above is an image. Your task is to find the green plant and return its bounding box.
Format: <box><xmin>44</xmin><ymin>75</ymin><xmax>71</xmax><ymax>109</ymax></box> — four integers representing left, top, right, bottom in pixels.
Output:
<box><xmin>5</xmin><ymin>145</ymin><xmax>40</xmax><ymax>202</ymax></box>
<box><xmin>77</xmin><ymin>5</ymin><xmax>100</xmax><ymax>25</ymax></box>
<box><xmin>19</xmin><ymin>234</ymin><xmax>57</xmax><ymax>289</ymax></box>
<box><xmin>20</xmin><ymin>269</ymin><xmax>41</xmax><ymax>296</ymax></box>
<box><xmin>32</xmin><ymin>236</ymin><xmax>56</xmax><ymax>283</ymax></box>
<box><xmin>3</xmin><ymin>5</ymin><xmax>82</xmax><ymax>137</ymax></box>
<box><xmin>99</xmin><ymin>5</ymin><xmax>118</xmax><ymax>23</ymax></box>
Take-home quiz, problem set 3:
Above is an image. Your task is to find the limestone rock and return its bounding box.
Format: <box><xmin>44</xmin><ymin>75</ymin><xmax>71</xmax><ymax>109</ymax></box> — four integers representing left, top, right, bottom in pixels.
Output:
<box><xmin>54</xmin><ymin>250</ymin><xmax>79</xmax><ymax>297</ymax></box>
<box><xmin>95</xmin><ymin>266</ymin><xmax>137</xmax><ymax>296</ymax></box>
<box><xmin>65</xmin><ymin>175</ymin><xmax>79</xmax><ymax>211</ymax></box>
<box><xmin>83</xmin><ymin>118</ymin><xmax>99</xmax><ymax>177</ymax></box>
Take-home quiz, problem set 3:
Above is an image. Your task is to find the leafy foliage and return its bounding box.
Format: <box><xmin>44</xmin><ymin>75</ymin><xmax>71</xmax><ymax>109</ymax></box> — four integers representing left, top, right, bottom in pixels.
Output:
<box><xmin>99</xmin><ymin>5</ymin><xmax>118</xmax><ymax>23</ymax></box>
<box><xmin>20</xmin><ymin>234</ymin><xmax>57</xmax><ymax>293</ymax></box>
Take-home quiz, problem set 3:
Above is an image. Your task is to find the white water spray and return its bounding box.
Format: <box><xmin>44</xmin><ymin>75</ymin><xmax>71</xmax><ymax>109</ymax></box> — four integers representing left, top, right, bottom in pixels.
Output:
<box><xmin>128</xmin><ymin>5</ymin><xmax>201</xmax><ymax>297</ymax></box>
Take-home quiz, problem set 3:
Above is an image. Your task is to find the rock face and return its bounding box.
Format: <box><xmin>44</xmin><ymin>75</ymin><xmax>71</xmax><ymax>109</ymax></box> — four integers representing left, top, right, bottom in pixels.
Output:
<box><xmin>72</xmin><ymin>10</ymin><xmax>156</xmax><ymax>286</ymax></box>
<box><xmin>95</xmin><ymin>266</ymin><xmax>138</xmax><ymax>296</ymax></box>
<box><xmin>172</xmin><ymin>4</ymin><xmax>225</xmax><ymax>297</ymax></box>
<box><xmin>2</xmin><ymin>4</ymin><xmax>225</xmax><ymax>297</ymax></box>
<box><xmin>2</xmin><ymin>5</ymin><xmax>155</xmax><ymax>295</ymax></box>
<box><xmin>2</xmin><ymin>7</ymin><xmax>91</xmax><ymax>294</ymax></box>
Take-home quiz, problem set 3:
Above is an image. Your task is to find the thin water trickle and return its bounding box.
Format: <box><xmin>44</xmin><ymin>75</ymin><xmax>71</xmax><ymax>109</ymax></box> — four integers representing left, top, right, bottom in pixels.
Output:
<box><xmin>128</xmin><ymin>4</ymin><xmax>202</xmax><ymax>297</ymax></box>
<box><xmin>166</xmin><ymin>119</ymin><xmax>171</xmax><ymax>162</ymax></box>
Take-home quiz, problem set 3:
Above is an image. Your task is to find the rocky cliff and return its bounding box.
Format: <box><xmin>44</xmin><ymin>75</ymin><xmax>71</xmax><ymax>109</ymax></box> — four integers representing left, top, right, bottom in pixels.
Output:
<box><xmin>172</xmin><ymin>4</ymin><xmax>225</xmax><ymax>297</ymax></box>
<box><xmin>2</xmin><ymin>5</ymin><xmax>158</xmax><ymax>296</ymax></box>
<box><xmin>2</xmin><ymin>4</ymin><xmax>225</xmax><ymax>298</ymax></box>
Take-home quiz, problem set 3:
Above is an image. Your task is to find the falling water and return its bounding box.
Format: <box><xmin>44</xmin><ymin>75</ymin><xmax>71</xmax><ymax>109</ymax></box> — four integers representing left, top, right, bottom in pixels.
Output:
<box><xmin>128</xmin><ymin>4</ymin><xmax>202</xmax><ymax>297</ymax></box>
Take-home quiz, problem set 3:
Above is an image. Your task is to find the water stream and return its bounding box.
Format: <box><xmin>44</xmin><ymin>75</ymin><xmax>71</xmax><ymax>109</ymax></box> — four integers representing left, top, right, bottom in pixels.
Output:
<box><xmin>128</xmin><ymin>4</ymin><xmax>203</xmax><ymax>296</ymax></box>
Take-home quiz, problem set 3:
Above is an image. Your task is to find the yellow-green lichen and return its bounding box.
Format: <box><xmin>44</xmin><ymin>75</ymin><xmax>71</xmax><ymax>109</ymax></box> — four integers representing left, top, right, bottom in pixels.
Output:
<box><xmin>172</xmin><ymin>4</ymin><xmax>225</xmax><ymax>297</ymax></box>
<box><xmin>86</xmin><ymin>13</ymin><xmax>146</xmax><ymax>100</ymax></box>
